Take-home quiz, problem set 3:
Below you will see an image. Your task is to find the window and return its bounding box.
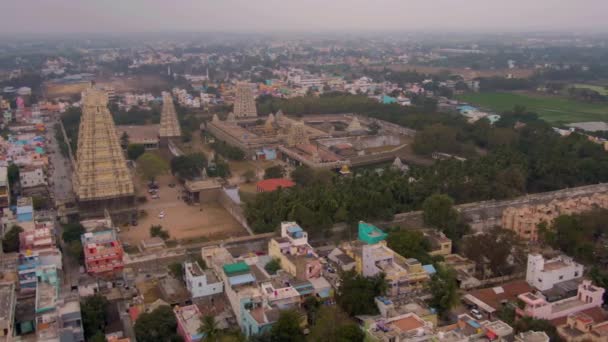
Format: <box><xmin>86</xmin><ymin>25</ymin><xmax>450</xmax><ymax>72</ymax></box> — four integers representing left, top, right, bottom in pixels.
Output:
<box><xmin>538</xmin><ymin>278</ymin><xmax>542</xmax><ymax>282</ymax></box>
<box><xmin>559</xmin><ymin>275</ymin><xmax>564</xmax><ymax>280</ymax></box>
<box><xmin>575</xmin><ymin>272</ymin><xmax>579</xmax><ymax>277</ymax></box>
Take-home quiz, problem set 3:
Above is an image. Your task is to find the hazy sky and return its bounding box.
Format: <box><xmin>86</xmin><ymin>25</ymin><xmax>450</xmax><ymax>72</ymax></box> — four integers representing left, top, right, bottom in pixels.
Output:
<box><xmin>3</xmin><ymin>0</ymin><xmax>608</xmax><ymax>34</ymax></box>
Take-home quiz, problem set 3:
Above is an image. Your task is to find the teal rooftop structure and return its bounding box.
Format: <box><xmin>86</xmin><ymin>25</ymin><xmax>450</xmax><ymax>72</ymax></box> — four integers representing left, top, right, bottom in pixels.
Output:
<box><xmin>358</xmin><ymin>221</ymin><xmax>387</xmax><ymax>245</ymax></box>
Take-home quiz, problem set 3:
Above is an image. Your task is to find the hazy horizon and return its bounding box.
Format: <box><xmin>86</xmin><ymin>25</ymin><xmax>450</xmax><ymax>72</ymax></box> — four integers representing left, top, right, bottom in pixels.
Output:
<box><xmin>2</xmin><ymin>0</ymin><xmax>608</xmax><ymax>36</ymax></box>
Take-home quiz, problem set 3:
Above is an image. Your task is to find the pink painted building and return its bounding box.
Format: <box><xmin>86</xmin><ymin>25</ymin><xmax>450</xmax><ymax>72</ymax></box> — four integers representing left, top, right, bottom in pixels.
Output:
<box><xmin>19</xmin><ymin>226</ymin><xmax>55</xmax><ymax>252</ymax></box>
<box><xmin>517</xmin><ymin>280</ymin><xmax>605</xmax><ymax>321</ymax></box>
<box><xmin>174</xmin><ymin>305</ymin><xmax>203</xmax><ymax>342</ymax></box>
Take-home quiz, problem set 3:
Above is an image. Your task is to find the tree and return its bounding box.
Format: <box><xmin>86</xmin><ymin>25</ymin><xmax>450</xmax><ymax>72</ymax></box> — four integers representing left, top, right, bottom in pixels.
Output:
<box><xmin>67</xmin><ymin>240</ymin><xmax>84</xmax><ymax>262</ymax></box>
<box><xmin>307</xmin><ymin>306</ymin><xmax>364</xmax><ymax>342</ymax></box>
<box><xmin>90</xmin><ymin>332</ymin><xmax>107</xmax><ymax>342</ymax></box>
<box><xmin>270</xmin><ymin>310</ymin><xmax>304</xmax><ymax>342</ymax></box>
<box><xmin>336</xmin><ymin>270</ymin><xmax>387</xmax><ymax>316</ymax></box>
<box><xmin>387</xmin><ymin>230</ymin><xmax>433</xmax><ymax>265</ymax></box>
<box><xmin>462</xmin><ymin>227</ymin><xmax>525</xmax><ymax>278</ymax></box>
<box><xmin>264</xmin><ymin>165</ymin><xmax>285</xmax><ymax>179</ymax></box>
<box><xmin>134</xmin><ymin>305</ymin><xmax>182</xmax><ymax>342</ymax></box>
<box><xmin>150</xmin><ymin>225</ymin><xmax>170</xmax><ymax>240</ymax></box>
<box><xmin>199</xmin><ymin>315</ymin><xmax>221</xmax><ymax>341</ymax></box>
<box><xmin>7</xmin><ymin>163</ymin><xmax>19</xmax><ymax>190</ymax></box>
<box><xmin>81</xmin><ymin>294</ymin><xmax>109</xmax><ymax>339</ymax></box>
<box><xmin>120</xmin><ymin>132</ymin><xmax>130</xmax><ymax>149</ymax></box>
<box><xmin>168</xmin><ymin>262</ymin><xmax>184</xmax><ymax>281</ymax></box>
<box><xmin>291</xmin><ymin>166</ymin><xmax>315</xmax><ymax>186</ymax></box>
<box><xmin>127</xmin><ymin>143</ymin><xmax>145</xmax><ymax>160</ymax></box>
<box><xmin>421</xmin><ymin>194</ymin><xmax>469</xmax><ymax>241</ymax></box>
<box><xmin>137</xmin><ymin>152</ymin><xmax>169</xmax><ymax>181</ymax></box>
<box><xmin>62</xmin><ymin>223</ymin><xmax>85</xmax><ymax>243</ymax></box>
<box><xmin>428</xmin><ymin>265</ymin><xmax>459</xmax><ymax>316</ymax></box>
<box><xmin>422</xmin><ymin>194</ymin><xmax>457</xmax><ymax>230</ymax></box>
<box><xmin>242</xmin><ymin>170</ymin><xmax>256</xmax><ymax>183</ymax></box>
<box><xmin>264</xmin><ymin>258</ymin><xmax>281</xmax><ymax>275</ymax></box>
<box><xmin>2</xmin><ymin>225</ymin><xmax>23</xmax><ymax>252</ymax></box>
<box><xmin>171</xmin><ymin>154</ymin><xmax>206</xmax><ymax>180</ymax></box>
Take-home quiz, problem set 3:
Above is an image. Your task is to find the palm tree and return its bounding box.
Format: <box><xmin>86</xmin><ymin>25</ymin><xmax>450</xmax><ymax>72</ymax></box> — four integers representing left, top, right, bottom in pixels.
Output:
<box><xmin>199</xmin><ymin>315</ymin><xmax>220</xmax><ymax>341</ymax></box>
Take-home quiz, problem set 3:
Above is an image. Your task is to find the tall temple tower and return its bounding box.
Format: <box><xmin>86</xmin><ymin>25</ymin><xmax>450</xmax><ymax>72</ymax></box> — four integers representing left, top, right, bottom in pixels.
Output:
<box><xmin>158</xmin><ymin>92</ymin><xmax>182</xmax><ymax>147</ymax></box>
<box><xmin>73</xmin><ymin>87</ymin><xmax>135</xmax><ymax>217</ymax></box>
<box><xmin>233</xmin><ymin>83</ymin><xmax>258</xmax><ymax>118</ymax></box>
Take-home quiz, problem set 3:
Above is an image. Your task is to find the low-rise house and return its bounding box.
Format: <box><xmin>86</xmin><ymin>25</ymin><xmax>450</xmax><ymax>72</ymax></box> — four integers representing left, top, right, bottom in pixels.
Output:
<box><xmin>328</xmin><ymin>248</ymin><xmax>356</xmax><ymax>271</ymax></box>
<box><xmin>514</xmin><ymin>331</ymin><xmax>550</xmax><ymax>342</ymax></box>
<box><xmin>526</xmin><ymin>253</ymin><xmax>584</xmax><ymax>292</ymax></box>
<box><xmin>81</xmin><ymin>230</ymin><xmax>124</xmax><ymax>275</ymax></box>
<box><xmin>367</xmin><ymin>312</ymin><xmax>434</xmax><ymax>342</ymax></box>
<box><xmin>183</xmin><ymin>261</ymin><xmax>223</xmax><ymax>298</ymax></box>
<box><xmin>175</xmin><ymin>305</ymin><xmax>203</xmax><ymax>342</ymax></box>
<box><xmin>463</xmin><ymin>280</ymin><xmax>533</xmax><ymax>319</ymax></box>
<box><xmin>558</xmin><ymin>311</ymin><xmax>608</xmax><ymax>341</ymax></box>
<box><xmin>442</xmin><ymin>254</ymin><xmax>480</xmax><ymax>289</ymax></box>
<box><xmin>517</xmin><ymin>280</ymin><xmax>605</xmax><ymax>321</ymax></box>
<box><xmin>0</xmin><ymin>166</ymin><xmax>10</xmax><ymax>212</ymax></box>
<box><xmin>268</xmin><ymin>222</ymin><xmax>322</xmax><ymax>281</ymax></box>
<box><xmin>425</xmin><ymin>230</ymin><xmax>452</xmax><ymax>257</ymax></box>
<box><xmin>342</xmin><ymin>222</ymin><xmax>429</xmax><ymax>296</ymax></box>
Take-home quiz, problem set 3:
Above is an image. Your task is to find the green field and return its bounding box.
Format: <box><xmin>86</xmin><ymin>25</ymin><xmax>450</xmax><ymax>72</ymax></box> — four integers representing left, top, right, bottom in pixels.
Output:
<box><xmin>572</xmin><ymin>83</ymin><xmax>608</xmax><ymax>96</ymax></box>
<box><xmin>457</xmin><ymin>92</ymin><xmax>608</xmax><ymax>124</ymax></box>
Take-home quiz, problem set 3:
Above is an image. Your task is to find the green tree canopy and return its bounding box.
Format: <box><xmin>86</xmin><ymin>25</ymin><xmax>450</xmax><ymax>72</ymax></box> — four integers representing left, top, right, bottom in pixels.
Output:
<box><xmin>336</xmin><ymin>270</ymin><xmax>387</xmax><ymax>317</ymax></box>
<box><xmin>387</xmin><ymin>230</ymin><xmax>433</xmax><ymax>265</ymax></box>
<box><xmin>264</xmin><ymin>165</ymin><xmax>285</xmax><ymax>179</ymax></box>
<box><xmin>62</xmin><ymin>223</ymin><xmax>85</xmax><ymax>243</ymax></box>
<box><xmin>137</xmin><ymin>152</ymin><xmax>169</xmax><ymax>181</ymax></box>
<box><xmin>127</xmin><ymin>143</ymin><xmax>145</xmax><ymax>160</ymax></box>
<box><xmin>307</xmin><ymin>306</ymin><xmax>364</xmax><ymax>342</ymax></box>
<box><xmin>134</xmin><ymin>305</ymin><xmax>182</xmax><ymax>342</ymax></box>
<box><xmin>428</xmin><ymin>265</ymin><xmax>460</xmax><ymax>316</ymax></box>
<box><xmin>270</xmin><ymin>310</ymin><xmax>305</xmax><ymax>342</ymax></box>
<box><xmin>171</xmin><ymin>153</ymin><xmax>207</xmax><ymax>180</ymax></box>
<box><xmin>462</xmin><ymin>227</ymin><xmax>525</xmax><ymax>278</ymax></box>
<box><xmin>2</xmin><ymin>225</ymin><xmax>23</xmax><ymax>253</ymax></box>
<box><xmin>81</xmin><ymin>294</ymin><xmax>109</xmax><ymax>339</ymax></box>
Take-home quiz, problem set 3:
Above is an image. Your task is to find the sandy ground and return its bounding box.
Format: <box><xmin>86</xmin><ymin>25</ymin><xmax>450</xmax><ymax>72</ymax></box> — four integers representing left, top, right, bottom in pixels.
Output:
<box><xmin>119</xmin><ymin>174</ymin><xmax>247</xmax><ymax>246</ymax></box>
<box><xmin>44</xmin><ymin>75</ymin><xmax>169</xmax><ymax>98</ymax></box>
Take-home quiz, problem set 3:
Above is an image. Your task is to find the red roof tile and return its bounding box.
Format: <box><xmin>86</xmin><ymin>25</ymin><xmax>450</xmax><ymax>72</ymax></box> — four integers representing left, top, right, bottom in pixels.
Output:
<box><xmin>256</xmin><ymin>178</ymin><xmax>296</xmax><ymax>192</ymax></box>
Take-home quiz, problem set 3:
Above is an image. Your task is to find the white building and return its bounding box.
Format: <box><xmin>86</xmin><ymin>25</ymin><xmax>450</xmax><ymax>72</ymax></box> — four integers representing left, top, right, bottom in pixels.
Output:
<box><xmin>183</xmin><ymin>261</ymin><xmax>223</xmax><ymax>298</ymax></box>
<box><xmin>20</xmin><ymin>167</ymin><xmax>47</xmax><ymax>189</ymax></box>
<box><xmin>526</xmin><ymin>253</ymin><xmax>583</xmax><ymax>291</ymax></box>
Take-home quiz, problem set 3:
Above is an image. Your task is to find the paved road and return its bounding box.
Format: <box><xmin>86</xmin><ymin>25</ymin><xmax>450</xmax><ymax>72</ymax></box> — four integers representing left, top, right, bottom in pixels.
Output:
<box><xmin>46</xmin><ymin>121</ymin><xmax>74</xmax><ymax>203</ymax></box>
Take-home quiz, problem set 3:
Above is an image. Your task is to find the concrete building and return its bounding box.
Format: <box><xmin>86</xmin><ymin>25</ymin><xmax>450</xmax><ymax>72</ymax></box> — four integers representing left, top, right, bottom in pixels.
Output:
<box><xmin>174</xmin><ymin>305</ymin><xmax>203</xmax><ymax>342</ymax></box>
<box><xmin>367</xmin><ymin>312</ymin><xmax>435</xmax><ymax>342</ymax></box>
<box><xmin>425</xmin><ymin>230</ymin><xmax>452</xmax><ymax>257</ymax></box>
<box><xmin>342</xmin><ymin>222</ymin><xmax>429</xmax><ymax>296</ymax></box>
<box><xmin>267</xmin><ymin>222</ymin><xmax>322</xmax><ymax>281</ymax></box>
<box><xmin>558</xmin><ymin>311</ymin><xmax>608</xmax><ymax>342</ymax></box>
<box><xmin>0</xmin><ymin>282</ymin><xmax>16</xmax><ymax>342</ymax></box>
<box><xmin>56</xmin><ymin>299</ymin><xmax>85</xmax><ymax>342</ymax></box>
<box><xmin>517</xmin><ymin>280</ymin><xmax>605</xmax><ymax>321</ymax></box>
<box><xmin>81</xmin><ymin>230</ymin><xmax>124</xmax><ymax>275</ymax></box>
<box><xmin>233</xmin><ymin>83</ymin><xmax>257</xmax><ymax>118</ymax></box>
<box><xmin>115</xmin><ymin>125</ymin><xmax>160</xmax><ymax>150</ymax></box>
<box><xmin>502</xmin><ymin>193</ymin><xmax>608</xmax><ymax>241</ymax></box>
<box><xmin>0</xmin><ymin>166</ymin><xmax>10</xmax><ymax>211</ymax></box>
<box><xmin>73</xmin><ymin>87</ymin><xmax>135</xmax><ymax>218</ymax></box>
<box><xmin>183</xmin><ymin>261</ymin><xmax>223</xmax><ymax>298</ymax></box>
<box><xmin>19</xmin><ymin>167</ymin><xmax>47</xmax><ymax>189</ymax></box>
<box><xmin>514</xmin><ymin>331</ymin><xmax>550</xmax><ymax>342</ymax></box>
<box><xmin>526</xmin><ymin>253</ymin><xmax>584</xmax><ymax>291</ymax></box>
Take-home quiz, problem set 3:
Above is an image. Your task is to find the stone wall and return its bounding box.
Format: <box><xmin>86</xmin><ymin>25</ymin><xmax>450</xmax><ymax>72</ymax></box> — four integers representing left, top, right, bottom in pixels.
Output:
<box><xmin>384</xmin><ymin>183</ymin><xmax>608</xmax><ymax>232</ymax></box>
<box><xmin>218</xmin><ymin>187</ymin><xmax>252</xmax><ymax>235</ymax></box>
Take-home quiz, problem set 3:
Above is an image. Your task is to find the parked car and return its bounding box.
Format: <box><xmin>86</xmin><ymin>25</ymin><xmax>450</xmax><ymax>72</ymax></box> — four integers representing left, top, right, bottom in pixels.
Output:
<box><xmin>168</xmin><ymin>183</ymin><xmax>176</xmax><ymax>188</ymax></box>
<box><xmin>158</xmin><ymin>211</ymin><xmax>165</xmax><ymax>219</ymax></box>
<box><xmin>470</xmin><ymin>309</ymin><xmax>483</xmax><ymax>320</ymax></box>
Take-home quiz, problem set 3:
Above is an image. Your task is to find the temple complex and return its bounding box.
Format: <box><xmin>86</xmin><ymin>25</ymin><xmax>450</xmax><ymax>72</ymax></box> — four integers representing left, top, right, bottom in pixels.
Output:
<box><xmin>158</xmin><ymin>92</ymin><xmax>182</xmax><ymax>146</ymax></box>
<box><xmin>73</xmin><ymin>87</ymin><xmax>135</xmax><ymax>218</ymax></box>
<box><xmin>206</xmin><ymin>111</ymin><xmax>412</xmax><ymax>170</ymax></box>
<box><xmin>233</xmin><ymin>83</ymin><xmax>258</xmax><ymax>118</ymax></box>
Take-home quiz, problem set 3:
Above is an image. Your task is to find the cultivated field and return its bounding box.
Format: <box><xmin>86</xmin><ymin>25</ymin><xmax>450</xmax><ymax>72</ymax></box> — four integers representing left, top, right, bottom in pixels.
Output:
<box><xmin>572</xmin><ymin>83</ymin><xmax>608</xmax><ymax>96</ymax></box>
<box><xmin>457</xmin><ymin>92</ymin><xmax>608</xmax><ymax>123</ymax></box>
<box><xmin>379</xmin><ymin>64</ymin><xmax>535</xmax><ymax>80</ymax></box>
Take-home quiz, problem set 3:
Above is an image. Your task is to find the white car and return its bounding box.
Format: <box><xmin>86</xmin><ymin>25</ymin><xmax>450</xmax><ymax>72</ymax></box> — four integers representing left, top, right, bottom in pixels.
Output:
<box><xmin>470</xmin><ymin>308</ymin><xmax>483</xmax><ymax>320</ymax></box>
<box><xmin>158</xmin><ymin>211</ymin><xmax>165</xmax><ymax>219</ymax></box>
